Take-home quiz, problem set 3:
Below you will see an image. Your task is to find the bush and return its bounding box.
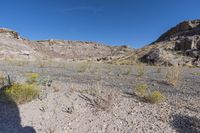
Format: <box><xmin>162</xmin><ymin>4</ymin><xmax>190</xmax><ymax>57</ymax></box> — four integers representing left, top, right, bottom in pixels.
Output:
<box><xmin>134</xmin><ymin>83</ymin><xmax>165</xmax><ymax>104</ymax></box>
<box><xmin>26</xmin><ymin>73</ymin><xmax>39</xmax><ymax>84</ymax></box>
<box><xmin>146</xmin><ymin>91</ymin><xmax>165</xmax><ymax>104</ymax></box>
<box><xmin>135</xmin><ymin>83</ymin><xmax>148</xmax><ymax>96</ymax></box>
<box><xmin>2</xmin><ymin>83</ymin><xmax>39</xmax><ymax>104</ymax></box>
<box><xmin>165</xmin><ymin>65</ymin><xmax>181</xmax><ymax>86</ymax></box>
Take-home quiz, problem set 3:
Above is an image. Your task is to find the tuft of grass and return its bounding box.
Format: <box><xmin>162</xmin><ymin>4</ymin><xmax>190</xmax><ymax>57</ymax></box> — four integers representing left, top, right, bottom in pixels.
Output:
<box><xmin>77</xmin><ymin>62</ymin><xmax>91</xmax><ymax>73</ymax></box>
<box><xmin>26</xmin><ymin>73</ymin><xmax>40</xmax><ymax>84</ymax></box>
<box><xmin>135</xmin><ymin>83</ymin><xmax>148</xmax><ymax>96</ymax></box>
<box><xmin>2</xmin><ymin>83</ymin><xmax>39</xmax><ymax>104</ymax></box>
<box><xmin>165</xmin><ymin>65</ymin><xmax>181</xmax><ymax>86</ymax></box>
<box><xmin>136</xmin><ymin>63</ymin><xmax>146</xmax><ymax>77</ymax></box>
<box><xmin>122</xmin><ymin>66</ymin><xmax>132</xmax><ymax>75</ymax></box>
<box><xmin>146</xmin><ymin>91</ymin><xmax>165</xmax><ymax>104</ymax></box>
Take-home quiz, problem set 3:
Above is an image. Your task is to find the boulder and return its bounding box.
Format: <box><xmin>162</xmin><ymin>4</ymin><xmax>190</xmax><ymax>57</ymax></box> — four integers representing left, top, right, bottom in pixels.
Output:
<box><xmin>197</xmin><ymin>40</ymin><xmax>200</xmax><ymax>50</ymax></box>
<box><xmin>175</xmin><ymin>38</ymin><xmax>195</xmax><ymax>51</ymax></box>
<box><xmin>140</xmin><ymin>48</ymin><xmax>175</xmax><ymax>66</ymax></box>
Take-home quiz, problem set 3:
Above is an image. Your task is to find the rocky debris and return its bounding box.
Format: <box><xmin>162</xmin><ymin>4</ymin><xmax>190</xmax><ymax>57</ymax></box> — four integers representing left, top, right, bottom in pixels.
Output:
<box><xmin>139</xmin><ymin>20</ymin><xmax>200</xmax><ymax>67</ymax></box>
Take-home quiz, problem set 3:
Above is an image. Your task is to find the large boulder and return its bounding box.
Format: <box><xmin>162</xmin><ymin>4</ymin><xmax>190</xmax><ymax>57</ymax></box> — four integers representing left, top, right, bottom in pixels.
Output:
<box><xmin>140</xmin><ymin>48</ymin><xmax>176</xmax><ymax>66</ymax></box>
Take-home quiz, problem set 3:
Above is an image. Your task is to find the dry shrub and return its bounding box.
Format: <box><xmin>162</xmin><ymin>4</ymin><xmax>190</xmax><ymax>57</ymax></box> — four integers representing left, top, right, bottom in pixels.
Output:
<box><xmin>165</xmin><ymin>65</ymin><xmax>182</xmax><ymax>86</ymax></box>
<box><xmin>77</xmin><ymin>62</ymin><xmax>91</xmax><ymax>73</ymax></box>
<box><xmin>134</xmin><ymin>83</ymin><xmax>165</xmax><ymax>104</ymax></box>
<box><xmin>122</xmin><ymin>66</ymin><xmax>132</xmax><ymax>75</ymax></box>
<box><xmin>80</xmin><ymin>82</ymin><xmax>117</xmax><ymax>111</ymax></box>
<box><xmin>136</xmin><ymin>63</ymin><xmax>146</xmax><ymax>77</ymax></box>
<box><xmin>146</xmin><ymin>91</ymin><xmax>165</xmax><ymax>104</ymax></box>
<box><xmin>135</xmin><ymin>83</ymin><xmax>148</xmax><ymax>96</ymax></box>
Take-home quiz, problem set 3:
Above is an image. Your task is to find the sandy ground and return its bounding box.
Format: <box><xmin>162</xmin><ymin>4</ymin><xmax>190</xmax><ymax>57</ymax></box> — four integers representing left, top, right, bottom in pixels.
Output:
<box><xmin>0</xmin><ymin>62</ymin><xmax>200</xmax><ymax>133</ymax></box>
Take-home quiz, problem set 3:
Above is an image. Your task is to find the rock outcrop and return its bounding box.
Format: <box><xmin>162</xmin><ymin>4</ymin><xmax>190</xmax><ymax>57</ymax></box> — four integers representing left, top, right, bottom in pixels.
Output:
<box><xmin>140</xmin><ymin>20</ymin><xmax>200</xmax><ymax>67</ymax></box>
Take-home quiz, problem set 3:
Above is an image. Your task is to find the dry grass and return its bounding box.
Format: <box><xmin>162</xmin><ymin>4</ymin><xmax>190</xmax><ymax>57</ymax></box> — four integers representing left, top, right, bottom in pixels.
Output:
<box><xmin>134</xmin><ymin>83</ymin><xmax>165</xmax><ymax>104</ymax></box>
<box><xmin>136</xmin><ymin>63</ymin><xmax>146</xmax><ymax>77</ymax></box>
<box><xmin>146</xmin><ymin>91</ymin><xmax>165</xmax><ymax>104</ymax></box>
<box><xmin>77</xmin><ymin>62</ymin><xmax>91</xmax><ymax>73</ymax></box>
<box><xmin>79</xmin><ymin>82</ymin><xmax>117</xmax><ymax>111</ymax></box>
<box><xmin>26</xmin><ymin>73</ymin><xmax>40</xmax><ymax>84</ymax></box>
<box><xmin>122</xmin><ymin>66</ymin><xmax>132</xmax><ymax>75</ymax></box>
<box><xmin>135</xmin><ymin>83</ymin><xmax>148</xmax><ymax>96</ymax></box>
<box><xmin>165</xmin><ymin>65</ymin><xmax>182</xmax><ymax>86</ymax></box>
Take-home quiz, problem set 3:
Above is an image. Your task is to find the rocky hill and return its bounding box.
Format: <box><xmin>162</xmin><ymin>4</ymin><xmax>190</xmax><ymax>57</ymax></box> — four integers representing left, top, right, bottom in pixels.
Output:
<box><xmin>139</xmin><ymin>19</ymin><xmax>200</xmax><ymax>67</ymax></box>
<box><xmin>0</xmin><ymin>28</ymin><xmax>134</xmax><ymax>62</ymax></box>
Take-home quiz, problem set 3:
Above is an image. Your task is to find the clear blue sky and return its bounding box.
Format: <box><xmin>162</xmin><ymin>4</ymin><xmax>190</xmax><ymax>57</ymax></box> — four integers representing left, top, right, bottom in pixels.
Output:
<box><xmin>0</xmin><ymin>0</ymin><xmax>200</xmax><ymax>48</ymax></box>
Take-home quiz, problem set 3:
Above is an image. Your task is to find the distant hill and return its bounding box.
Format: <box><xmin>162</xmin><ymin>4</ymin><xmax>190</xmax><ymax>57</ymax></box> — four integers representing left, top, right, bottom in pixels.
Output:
<box><xmin>0</xmin><ymin>28</ymin><xmax>134</xmax><ymax>62</ymax></box>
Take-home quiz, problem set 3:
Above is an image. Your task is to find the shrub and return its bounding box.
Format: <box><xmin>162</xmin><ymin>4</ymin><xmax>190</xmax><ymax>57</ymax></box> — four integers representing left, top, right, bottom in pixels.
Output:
<box><xmin>136</xmin><ymin>63</ymin><xmax>146</xmax><ymax>77</ymax></box>
<box><xmin>135</xmin><ymin>83</ymin><xmax>148</xmax><ymax>96</ymax></box>
<box><xmin>26</xmin><ymin>73</ymin><xmax>39</xmax><ymax>84</ymax></box>
<box><xmin>146</xmin><ymin>91</ymin><xmax>165</xmax><ymax>104</ymax></box>
<box><xmin>134</xmin><ymin>83</ymin><xmax>165</xmax><ymax>104</ymax></box>
<box><xmin>2</xmin><ymin>83</ymin><xmax>39</xmax><ymax>104</ymax></box>
<box><xmin>165</xmin><ymin>65</ymin><xmax>181</xmax><ymax>86</ymax></box>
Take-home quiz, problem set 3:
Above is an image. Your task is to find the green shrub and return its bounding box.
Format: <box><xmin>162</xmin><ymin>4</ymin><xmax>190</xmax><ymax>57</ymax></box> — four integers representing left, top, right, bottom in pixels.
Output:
<box><xmin>146</xmin><ymin>91</ymin><xmax>165</xmax><ymax>104</ymax></box>
<box><xmin>3</xmin><ymin>83</ymin><xmax>39</xmax><ymax>104</ymax></box>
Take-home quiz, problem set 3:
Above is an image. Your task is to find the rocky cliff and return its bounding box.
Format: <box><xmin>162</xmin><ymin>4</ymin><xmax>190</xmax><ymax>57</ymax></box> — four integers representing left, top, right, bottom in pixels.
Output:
<box><xmin>139</xmin><ymin>19</ymin><xmax>200</xmax><ymax>67</ymax></box>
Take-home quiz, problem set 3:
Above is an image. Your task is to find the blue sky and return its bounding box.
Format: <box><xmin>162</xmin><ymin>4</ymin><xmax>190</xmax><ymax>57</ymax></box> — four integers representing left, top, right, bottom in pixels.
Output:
<box><xmin>0</xmin><ymin>0</ymin><xmax>200</xmax><ymax>48</ymax></box>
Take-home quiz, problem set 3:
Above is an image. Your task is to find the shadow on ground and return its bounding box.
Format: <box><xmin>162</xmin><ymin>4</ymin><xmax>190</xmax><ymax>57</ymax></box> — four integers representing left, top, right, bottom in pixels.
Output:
<box><xmin>171</xmin><ymin>114</ymin><xmax>200</xmax><ymax>133</ymax></box>
<box><xmin>0</xmin><ymin>86</ymin><xmax>36</xmax><ymax>133</ymax></box>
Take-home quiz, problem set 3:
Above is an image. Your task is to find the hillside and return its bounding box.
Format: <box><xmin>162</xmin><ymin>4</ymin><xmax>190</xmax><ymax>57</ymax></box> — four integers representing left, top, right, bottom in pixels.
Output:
<box><xmin>0</xmin><ymin>28</ymin><xmax>134</xmax><ymax>63</ymax></box>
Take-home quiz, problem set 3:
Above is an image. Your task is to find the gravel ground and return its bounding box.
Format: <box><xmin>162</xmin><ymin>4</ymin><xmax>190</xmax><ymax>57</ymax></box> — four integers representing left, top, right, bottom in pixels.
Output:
<box><xmin>0</xmin><ymin>61</ymin><xmax>200</xmax><ymax>133</ymax></box>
